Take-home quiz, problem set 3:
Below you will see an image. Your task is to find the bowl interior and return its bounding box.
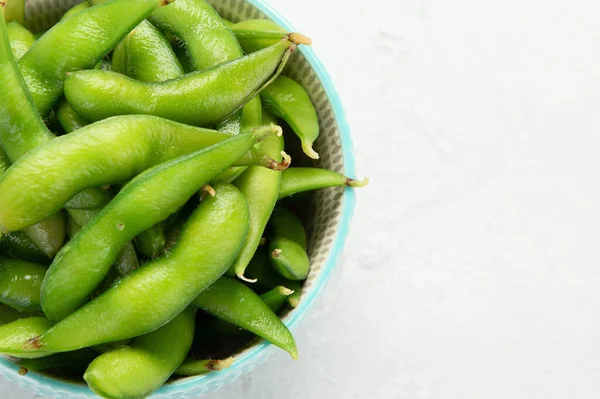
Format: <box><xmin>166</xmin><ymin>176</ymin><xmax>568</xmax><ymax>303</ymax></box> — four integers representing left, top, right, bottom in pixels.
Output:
<box><xmin>0</xmin><ymin>0</ymin><xmax>356</xmax><ymax>397</ymax></box>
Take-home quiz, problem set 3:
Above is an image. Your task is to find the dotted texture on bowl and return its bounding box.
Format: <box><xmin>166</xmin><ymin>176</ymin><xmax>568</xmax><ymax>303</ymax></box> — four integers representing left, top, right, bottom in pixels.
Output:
<box><xmin>0</xmin><ymin>0</ymin><xmax>351</xmax><ymax>398</ymax></box>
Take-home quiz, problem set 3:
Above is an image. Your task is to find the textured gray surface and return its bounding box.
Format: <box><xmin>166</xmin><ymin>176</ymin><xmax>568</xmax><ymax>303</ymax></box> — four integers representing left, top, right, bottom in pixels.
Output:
<box><xmin>4</xmin><ymin>0</ymin><xmax>600</xmax><ymax>397</ymax></box>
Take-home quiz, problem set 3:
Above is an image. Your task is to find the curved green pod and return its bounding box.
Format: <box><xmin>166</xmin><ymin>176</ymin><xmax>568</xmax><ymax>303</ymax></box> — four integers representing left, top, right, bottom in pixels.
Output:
<box><xmin>0</xmin><ymin>231</ymin><xmax>50</xmax><ymax>265</ymax></box>
<box><xmin>279</xmin><ymin>167</ymin><xmax>369</xmax><ymax>199</ymax></box>
<box><xmin>0</xmin><ymin>303</ymin><xmax>27</xmax><ymax>326</ymax></box>
<box><xmin>0</xmin><ymin>317</ymin><xmax>54</xmax><ymax>358</ymax></box>
<box><xmin>134</xmin><ymin>225</ymin><xmax>166</xmax><ymax>259</ymax></box>
<box><xmin>245</xmin><ymin>251</ymin><xmax>303</xmax><ymax>308</ymax></box>
<box><xmin>260</xmin><ymin>285</ymin><xmax>295</xmax><ymax>312</ymax></box>
<box><xmin>42</xmin><ymin>131</ymin><xmax>272</xmax><ymax>321</ymax></box>
<box><xmin>269</xmin><ymin>237</ymin><xmax>309</xmax><ymax>281</ymax></box>
<box><xmin>148</xmin><ymin>0</ymin><xmax>242</xmax><ymax>71</ymax></box>
<box><xmin>67</xmin><ymin>209</ymin><xmax>139</xmax><ymax>278</ymax></box>
<box><xmin>193</xmin><ymin>276</ymin><xmax>298</xmax><ymax>359</ymax></box>
<box><xmin>56</xmin><ymin>100</ymin><xmax>89</xmax><ymax>134</ymax></box>
<box><xmin>0</xmin><ymin>8</ymin><xmax>66</xmax><ymax>258</ymax></box>
<box><xmin>0</xmin><ymin>115</ymin><xmax>265</xmax><ymax>233</ymax></box>
<box><xmin>84</xmin><ymin>307</ymin><xmax>195</xmax><ymax>399</ymax></box>
<box><xmin>270</xmin><ymin>205</ymin><xmax>307</xmax><ymax>248</ymax></box>
<box><xmin>0</xmin><ymin>257</ymin><xmax>45</xmax><ymax>313</ymax></box>
<box><xmin>28</xmin><ymin>183</ymin><xmax>248</xmax><ymax>353</ymax></box>
<box><xmin>18</xmin><ymin>349</ymin><xmax>97</xmax><ymax>375</ymax></box>
<box><xmin>4</xmin><ymin>0</ymin><xmax>24</xmax><ymax>25</ymax></box>
<box><xmin>230</xmin><ymin>19</ymin><xmax>287</xmax><ymax>54</ymax></box>
<box><xmin>18</xmin><ymin>0</ymin><xmax>172</xmax><ymax>116</ymax></box>
<box><xmin>64</xmin><ymin>38</ymin><xmax>298</xmax><ymax>126</ymax></box>
<box><xmin>230</xmin><ymin>134</ymin><xmax>284</xmax><ymax>280</ymax></box>
<box><xmin>112</xmin><ymin>20</ymin><xmax>183</xmax><ymax>82</ymax></box>
<box><xmin>60</xmin><ymin>1</ymin><xmax>89</xmax><ymax>20</ymax></box>
<box><xmin>64</xmin><ymin>186</ymin><xmax>111</xmax><ymax>210</ymax></box>
<box><xmin>6</xmin><ymin>21</ymin><xmax>34</xmax><ymax>60</ymax></box>
<box><xmin>261</xmin><ymin>75</ymin><xmax>320</xmax><ymax>159</ymax></box>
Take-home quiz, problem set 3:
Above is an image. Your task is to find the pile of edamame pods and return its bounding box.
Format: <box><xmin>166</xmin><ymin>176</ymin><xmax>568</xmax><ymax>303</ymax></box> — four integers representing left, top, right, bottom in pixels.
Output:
<box><xmin>0</xmin><ymin>0</ymin><xmax>367</xmax><ymax>397</ymax></box>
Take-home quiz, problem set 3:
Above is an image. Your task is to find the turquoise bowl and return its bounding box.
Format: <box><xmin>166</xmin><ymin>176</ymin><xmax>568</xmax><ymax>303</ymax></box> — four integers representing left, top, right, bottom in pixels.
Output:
<box><xmin>0</xmin><ymin>0</ymin><xmax>358</xmax><ymax>397</ymax></box>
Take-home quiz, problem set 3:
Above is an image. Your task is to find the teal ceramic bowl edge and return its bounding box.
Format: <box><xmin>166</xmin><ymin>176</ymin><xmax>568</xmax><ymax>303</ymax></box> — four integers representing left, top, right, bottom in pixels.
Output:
<box><xmin>0</xmin><ymin>0</ymin><xmax>358</xmax><ymax>397</ymax></box>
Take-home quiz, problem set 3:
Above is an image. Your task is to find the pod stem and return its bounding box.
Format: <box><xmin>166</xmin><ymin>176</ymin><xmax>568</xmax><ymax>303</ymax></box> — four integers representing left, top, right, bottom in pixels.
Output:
<box><xmin>347</xmin><ymin>177</ymin><xmax>369</xmax><ymax>188</ymax></box>
<box><xmin>263</xmin><ymin>151</ymin><xmax>291</xmax><ymax>171</ymax></box>
<box><xmin>201</xmin><ymin>185</ymin><xmax>216</xmax><ymax>197</ymax></box>
<box><xmin>278</xmin><ymin>286</ymin><xmax>295</xmax><ymax>296</ymax></box>
<box><xmin>24</xmin><ymin>337</ymin><xmax>42</xmax><ymax>350</ymax></box>
<box><xmin>301</xmin><ymin>140</ymin><xmax>320</xmax><ymax>160</ymax></box>
<box><xmin>251</xmin><ymin>124</ymin><xmax>283</xmax><ymax>142</ymax></box>
<box><xmin>287</xmin><ymin>32</ymin><xmax>312</xmax><ymax>46</ymax></box>
<box><xmin>208</xmin><ymin>357</ymin><xmax>235</xmax><ymax>371</ymax></box>
<box><xmin>236</xmin><ymin>273</ymin><xmax>257</xmax><ymax>283</ymax></box>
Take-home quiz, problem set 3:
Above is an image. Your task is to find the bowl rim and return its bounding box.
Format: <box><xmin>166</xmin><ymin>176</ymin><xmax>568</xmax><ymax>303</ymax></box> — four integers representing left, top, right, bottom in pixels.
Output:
<box><xmin>0</xmin><ymin>0</ymin><xmax>358</xmax><ymax>396</ymax></box>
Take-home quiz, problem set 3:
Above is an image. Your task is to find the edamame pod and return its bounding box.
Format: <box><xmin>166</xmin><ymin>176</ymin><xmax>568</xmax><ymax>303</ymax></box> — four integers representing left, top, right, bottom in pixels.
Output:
<box><xmin>0</xmin><ymin>8</ymin><xmax>66</xmax><ymax>257</ymax></box>
<box><xmin>134</xmin><ymin>224</ymin><xmax>166</xmax><ymax>259</ymax></box>
<box><xmin>230</xmin><ymin>134</ymin><xmax>284</xmax><ymax>281</ymax></box>
<box><xmin>269</xmin><ymin>237</ymin><xmax>309</xmax><ymax>281</ymax></box>
<box><xmin>0</xmin><ymin>257</ymin><xmax>45</xmax><ymax>313</ymax></box>
<box><xmin>112</xmin><ymin>20</ymin><xmax>183</xmax><ymax>82</ymax></box>
<box><xmin>270</xmin><ymin>205</ymin><xmax>307</xmax><ymax>248</ymax></box>
<box><xmin>17</xmin><ymin>350</ymin><xmax>96</xmax><ymax>375</ymax></box>
<box><xmin>0</xmin><ymin>303</ymin><xmax>26</xmax><ymax>326</ymax></box>
<box><xmin>193</xmin><ymin>276</ymin><xmax>298</xmax><ymax>359</ymax></box>
<box><xmin>18</xmin><ymin>0</ymin><xmax>173</xmax><ymax>115</ymax></box>
<box><xmin>245</xmin><ymin>251</ymin><xmax>303</xmax><ymax>308</ymax></box>
<box><xmin>175</xmin><ymin>357</ymin><xmax>234</xmax><ymax>376</ymax></box>
<box><xmin>22</xmin><ymin>214</ymin><xmax>66</xmax><ymax>259</ymax></box>
<box><xmin>84</xmin><ymin>307</ymin><xmax>195</xmax><ymax>399</ymax></box>
<box><xmin>0</xmin><ymin>317</ymin><xmax>53</xmax><ymax>358</ymax></box>
<box><xmin>56</xmin><ymin>100</ymin><xmax>89</xmax><ymax>134</ymax></box>
<box><xmin>67</xmin><ymin>209</ymin><xmax>139</xmax><ymax>278</ymax></box>
<box><xmin>261</xmin><ymin>75</ymin><xmax>320</xmax><ymax>159</ymax></box>
<box><xmin>29</xmin><ymin>183</ymin><xmax>249</xmax><ymax>352</ymax></box>
<box><xmin>261</xmin><ymin>286</ymin><xmax>295</xmax><ymax>312</ymax></box>
<box><xmin>64</xmin><ymin>38</ymin><xmax>302</xmax><ymax>126</ymax></box>
<box><xmin>149</xmin><ymin>0</ymin><xmax>242</xmax><ymax>71</ymax></box>
<box><xmin>42</xmin><ymin>129</ymin><xmax>274</xmax><ymax>320</ymax></box>
<box><xmin>0</xmin><ymin>232</ymin><xmax>50</xmax><ymax>265</ymax></box>
<box><xmin>6</xmin><ymin>21</ymin><xmax>34</xmax><ymax>60</ymax></box>
<box><xmin>4</xmin><ymin>0</ymin><xmax>24</xmax><ymax>25</ymax></box>
<box><xmin>60</xmin><ymin>1</ymin><xmax>89</xmax><ymax>20</ymax></box>
<box><xmin>279</xmin><ymin>167</ymin><xmax>369</xmax><ymax>199</ymax></box>
<box><xmin>230</xmin><ymin>19</ymin><xmax>287</xmax><ymax>54</ymax></box>
<box><xmin>0</xmin><ymin>115</ymin><xmax>267</xmax><ymax>232</ymax></box>
<box><xmin>65</xmin><ymin>186</ymin><xmax>111</xmax><ymax>210</ymax></box>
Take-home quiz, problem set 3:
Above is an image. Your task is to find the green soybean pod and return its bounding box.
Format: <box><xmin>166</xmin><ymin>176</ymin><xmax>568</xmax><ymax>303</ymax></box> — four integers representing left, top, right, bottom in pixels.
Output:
<box><xmin>270</xmin><ymin>205</ymin><xmax>307</xmax><ymax>248</ymax></box>
<box><xmin>261</xmin><ymin>75</ymin><xmax>320</xmax><ymax>159</ymax></box>
<box><xmin>112</xmin><ymin>20</ymin><xmax>183</xmax><ymax>82</ymax></box>
<box><xmin>0</xmin><ymin>115</ymin><xmax>265</xmax><ymax>233</ymax></box>
<box><xmin>67</xmin><ymin>209</ymin><xmax>139</xmax><ymax>278</ymax></box>
<box><xmin>134</xmin><ymin>224</ymin><xmax>166</xmax><ymax>259</ymax></box>
<box><xmin>0</xmin><ymin>231</ymin><xmax>50</xmax><ymax>265</ymax></box>
<box><xmin>175</xmin><ymin>357</ymin><xmax>234</xmax><ymax>376</ymax></box>
<box><xmin>6</xmin><ymin>21</ymin><xmax>34</xmax><ymax>60</ymax></box>
<box><xmin>18</xmin><ymin>349</ymin><xmax>97</xmax><ymax>376</ymax></box>
<box><xmin>4</xmin><ymin>0</ymin><xmax>24</xmax><ymax>25</ymax></box>
<box><xmin>18</xmin><ymin>0</ymin><xmax>173</xmax><ymax>116</ymax></box>
<box><xmin>56</xmin><ymin>100</ymin><xmax>89</xmax><ymax>134</ymax></box>
<box><xmin>230</xmin><ymin>134</ymin><xmax>284</xmax><ymax>281</ymax></box>
<box><xmin>193</xmin><ymin>276</ymin><xmax>298</xmax><ymax>359</ymax></box>
<box><xmin>0</xmin><ymin>257</ymin><xmax>45</xmax><ymax>313</ymax></box>
<box><xmin>260</xmin><ymin>285</ymin><xmax>295</xmax><ymax>312</ymax></box>
<box><xmin>64</xmin><ymin>38</ymin><xmax>300</xmax><ymax>126</ymax></box>
<box><xmin>269</xmin><ymin>237</ymin><xmax>309</xmax><ymax>281</ymax></box>
<box><xmin>60</xmin><ymin>1</ymin><xmax>89</xmax><ymax>20</ymax></box>
<box><xmin>0</xmin><ymin>7</ymin><xmax>66</xmax><ymax>258</ymax></box>
<box><xmin>84</xmin><ymin>307</ymin><xmax>196</xmax><ymax>399</ymax></box>
<box><xmin>280</xmin><ymin>167</ymin><xmax>369</xmax><ymax>199</ymax></box>
<box><xmin>28</xmin><ymin>183</ymin><xmax>249</xmax><ymax>353</ymax></box>
<box><xmin>149</xmin><ymin>0</ymin><xmax>242</xmax><ymax>71</ymax></box>
<box><xmin>42</xmin><ymin>130</ymin><xmax>273</xmax><ymax>321</ymax></box>
<box><xmin>230</xmin><ymin>19</ymin><xmax>287</xmax><ymax>54</ymax></box>
<box><xmin>0</xmin><ymin>317</ymin><xmax>54</xmax><ymax>358</ymax></box>
<box><xmin>0</xmin><ymin>303</ymin><xmax>27</xmax><ymax>326</ymax></box>
<box><xmin>65</xmin><ymin>186</ymin><xmax>111</xmax><ymax>210</ymax></box>
<box><xmin>245</xmin><ymin>251</ymin><xmax>303</xmax><ymax>308</ymax></box>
